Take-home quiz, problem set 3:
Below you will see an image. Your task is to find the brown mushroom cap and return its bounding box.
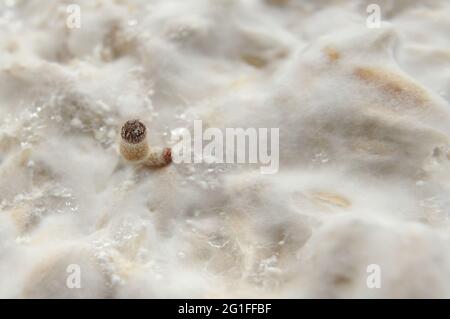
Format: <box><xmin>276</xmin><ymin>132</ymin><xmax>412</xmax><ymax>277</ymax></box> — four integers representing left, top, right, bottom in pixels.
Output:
<box><xmin>121</xmin><ymin>119</ymin><xmax>146</xmax><ymax>144</ymax></box>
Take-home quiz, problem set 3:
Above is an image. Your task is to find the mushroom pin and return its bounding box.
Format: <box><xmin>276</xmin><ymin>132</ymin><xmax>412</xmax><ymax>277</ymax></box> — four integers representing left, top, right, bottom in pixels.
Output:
<box><xmin>120</xmin><ymin>119</ymin><xmax>172</xmax><ymax>167</ymax></box>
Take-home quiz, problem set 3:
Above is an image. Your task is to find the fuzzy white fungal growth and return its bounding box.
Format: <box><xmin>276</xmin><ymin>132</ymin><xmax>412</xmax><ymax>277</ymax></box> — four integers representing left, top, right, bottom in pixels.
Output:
<box><xmin>120</xmin><ymin>120</ymin><xmax>172</xmax><ymax>167</ymax></box>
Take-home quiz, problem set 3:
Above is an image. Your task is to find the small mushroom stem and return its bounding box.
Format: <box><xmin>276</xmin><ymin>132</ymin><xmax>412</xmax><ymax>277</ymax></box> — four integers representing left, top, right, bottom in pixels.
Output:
<box><xmin>120</xmin><ymin>119</ymin><xmax>172</xmax><ymax>167</ymax></box>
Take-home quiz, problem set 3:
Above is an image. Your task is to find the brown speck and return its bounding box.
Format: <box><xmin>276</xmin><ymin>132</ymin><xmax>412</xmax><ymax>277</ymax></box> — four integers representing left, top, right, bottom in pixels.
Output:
<box><xmin>121</xmin><ymin>119</ymin><xmax>146</xmax><ymax>144</ymax></box>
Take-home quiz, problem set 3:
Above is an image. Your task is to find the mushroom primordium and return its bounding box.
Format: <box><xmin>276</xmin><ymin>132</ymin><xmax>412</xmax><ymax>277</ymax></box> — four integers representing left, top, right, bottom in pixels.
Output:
<box><xmin>120</xmin><ymin>119</ymin><xmax>172</xmax><ymax>167</ymax></box>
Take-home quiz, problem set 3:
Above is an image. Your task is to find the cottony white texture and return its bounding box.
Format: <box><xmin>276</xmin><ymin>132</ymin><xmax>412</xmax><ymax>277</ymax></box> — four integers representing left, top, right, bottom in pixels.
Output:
<box><xmin>0</xmin><ymin>0</ymin><xmax>449</xmax><ymax>298</ymax></box>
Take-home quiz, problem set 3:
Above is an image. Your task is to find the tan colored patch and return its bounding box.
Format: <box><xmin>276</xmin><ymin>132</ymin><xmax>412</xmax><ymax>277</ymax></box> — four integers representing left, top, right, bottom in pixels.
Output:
<box><xmin>229</xmin><ymin>76</ymin><xmax>252</xmax><ymax>90</ymax></box>
<box><xmin>120</xmin><ymin>139</ymin><xmax>148</xmax><ymax>162</ymax></box>
<box><xmin>241</xmin><ymin>54</ymin><xmax>267</xmax><ymax>68</ymax></box>
<box><xmin>96</xmin><ymin>211</ymin><xmax>110</xmax><ymax>230</ymax></box>
<box><xmin>324</xmin><ymin>46</ymin><xmax>340</xmax><ymax>63</ymax></box>
<box><xmin>265</xmin><ymin>0</ymin><xmax>290</xmax><ymax>5</ymax></box>
<box><xmin>18</xmin><ymin>148</ymin><xmax>32</xmax><ymax>167</ymax></box>
<box><xmin>310</xmin><ymin>191</ymin><xmax>352</xmax><ymax>208</ymax></box>
<box><xmin>6</xmin><ymin>40</ymin><xmax>19</xmax><ymax>53</ymax></box>
<box><xmin>22</xmin><ymin>247</ymin><xmax>110</xmax><ymax>298</ymax></box>
<box><xmin>10</xmin><ymin>204</ymin><xmax>37</xmax><ymax>234</ymax></box>
<box><xmin>351</xmin><ymin>138</ymin><xmax>396</xmax><ymax>156</ymax></box>
<box><xmin>354</xmin><ymin>66</ymin><xmax>429</xmax><ymax>105</ymax></box>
